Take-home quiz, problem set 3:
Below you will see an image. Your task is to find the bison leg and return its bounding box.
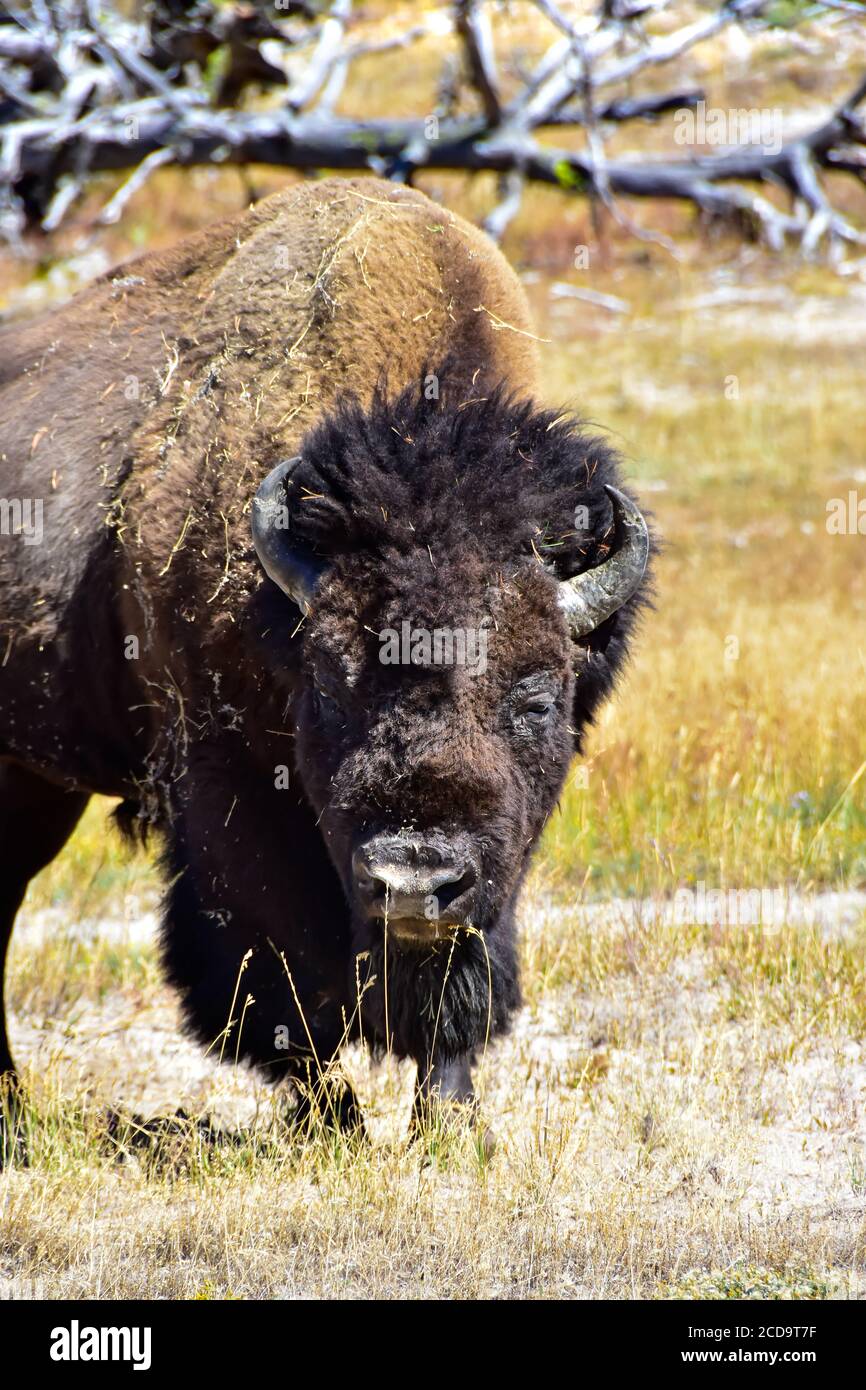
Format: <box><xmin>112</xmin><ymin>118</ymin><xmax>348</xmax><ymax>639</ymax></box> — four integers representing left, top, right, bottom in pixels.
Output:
<box><xmin>411</xmin><ymin>1057</ymin><xmax>497</xmax><ymax>1157</ymax></box>
<box><xmin>0</xmin><ymin>763</ymin><xmax>88</xmax><ymax>1161</ymax></box>
<box><xmin>412</xmin><ymin>1055</ymin><xmax>476</xmax><ymax>1124</ymax></box>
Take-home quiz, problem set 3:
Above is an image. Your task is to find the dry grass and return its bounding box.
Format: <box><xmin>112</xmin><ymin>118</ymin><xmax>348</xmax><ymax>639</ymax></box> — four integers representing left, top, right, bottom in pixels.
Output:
<box><xmin>2</xmin><ymin>3</ymin><xmax>866</xmax><ymax>1300</ymax></box>
<box><xmin>536</xmin><ymin>258</ymin><xmax>866</xmax><ymax>899</ymax></box>
<box><xmin>3</xmin><ymin>892</ymin><xmax>865</xmax><ymax>1299</ymax></box>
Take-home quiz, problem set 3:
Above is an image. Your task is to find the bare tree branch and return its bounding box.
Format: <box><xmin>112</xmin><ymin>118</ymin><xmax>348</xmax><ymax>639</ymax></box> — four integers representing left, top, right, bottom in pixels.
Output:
<box><xmin>814</xmin><ymin>0</ymin><xmax>866</xmax><ymax>14</ymax></box>
<box><xmin>483</xmin><ymin>168</ymin><xmax>525</xmax><ymax>240</ymax></box>
<box><xmin>0</xmin><ymin>0</ymin><xmax>862</xmax><ymax>260</ymax></box>
<box><xmin>515</xmin><ymin>0</ymin><xmax>765</xmax><ymax>129</ymax></box>
<box><xmin>456</xmin><ymin>0</ymin><xmax>501</xmax><ymax>126</ymax></box>
<box><xmin>97</xmin><ymin>144</ymin><xmax>176</xmax><ymax>225</ymax></box>
<box><xmin>285</xmin><ymin>0</ymin><xmax>352</xmax><ymax>112</ymax></box>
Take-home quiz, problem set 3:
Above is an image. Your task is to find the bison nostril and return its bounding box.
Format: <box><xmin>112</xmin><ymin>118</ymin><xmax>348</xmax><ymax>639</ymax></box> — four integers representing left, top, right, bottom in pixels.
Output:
<box><xmin>351</xmin><ymin>850</ymin><xmax>381</xmax><ymax>895</ymax></box>
<box><xmin>369</xmin><ymin>863</ymin><xmax>470</xmax><ymax>900</ymax></box>
<box><xmin>432</xmin><ymin>864</ymin><xmax>477</xmax><ymax>913</ymax></box>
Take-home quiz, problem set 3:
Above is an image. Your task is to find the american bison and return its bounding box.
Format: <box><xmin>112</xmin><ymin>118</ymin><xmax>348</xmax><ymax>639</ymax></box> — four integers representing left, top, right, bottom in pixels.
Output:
<box><xmin>0</xmin><ymin>177</ymin><xmax>650</xmax><ymax>1137</ymax></box>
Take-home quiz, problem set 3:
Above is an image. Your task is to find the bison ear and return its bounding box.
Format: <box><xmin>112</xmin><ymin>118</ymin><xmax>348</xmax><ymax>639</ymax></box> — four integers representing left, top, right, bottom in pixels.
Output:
<box><xmin>250</xmin><ymin>457</ymin><xmax>329</xmax><ymax>615</ymax></box>
<box><xmin>558</xmin><ymin>486</ymin><xmax>649</xmax><ymax>638</ymax></box>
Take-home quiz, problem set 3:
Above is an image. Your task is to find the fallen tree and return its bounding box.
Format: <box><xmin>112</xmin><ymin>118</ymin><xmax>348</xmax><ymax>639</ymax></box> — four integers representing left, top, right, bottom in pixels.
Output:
<box><xmin>1</xmin><ymin>0</ymin><xmax>865</xmax><ymax>256</ymax></box>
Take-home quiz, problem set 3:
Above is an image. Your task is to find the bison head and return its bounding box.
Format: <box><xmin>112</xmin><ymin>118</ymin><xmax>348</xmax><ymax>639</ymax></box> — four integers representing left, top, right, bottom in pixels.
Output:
<box><xmin>251</xmin><ymin>380</ymin><xmax>650</xmax><ymax>1063</ymax></box>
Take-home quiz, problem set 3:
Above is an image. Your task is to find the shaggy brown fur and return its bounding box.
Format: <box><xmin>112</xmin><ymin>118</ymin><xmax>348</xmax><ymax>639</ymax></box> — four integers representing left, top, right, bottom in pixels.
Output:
<box><xmin>0</xmin><ymin>177</ymin><xmax>650</xmax><ymax>1131</ymax></box>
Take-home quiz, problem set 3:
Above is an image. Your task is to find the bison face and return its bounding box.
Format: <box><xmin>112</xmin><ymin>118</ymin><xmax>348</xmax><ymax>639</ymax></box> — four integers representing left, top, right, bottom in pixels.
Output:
<box><xmin>251</xmin><ymin>382</ymin><xmax>650</xmax><ymax>1060</ymax></box>
<box><xmin>292</xmin><ymin>559</ymin><xmax>577</xmax><ymax>951</ymax></box>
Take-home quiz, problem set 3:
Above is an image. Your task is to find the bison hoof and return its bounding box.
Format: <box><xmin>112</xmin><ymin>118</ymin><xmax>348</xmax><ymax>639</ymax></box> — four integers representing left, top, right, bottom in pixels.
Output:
<box><xmin>410</xmin><ymin>1099</ymin><xmax>497</xmax><ymax>1165</ymax></box>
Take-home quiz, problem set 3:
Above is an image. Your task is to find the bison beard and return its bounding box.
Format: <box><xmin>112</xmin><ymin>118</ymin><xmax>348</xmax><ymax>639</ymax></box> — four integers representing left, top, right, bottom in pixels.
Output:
<box><xmin>354</xmin><ymin>918</ymin><xmax>521</xmax><ymax>1068</ymax></box>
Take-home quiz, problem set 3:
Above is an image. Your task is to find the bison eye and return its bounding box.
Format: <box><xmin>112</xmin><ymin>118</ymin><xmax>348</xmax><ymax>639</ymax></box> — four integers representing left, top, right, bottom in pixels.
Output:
<box><xmin>521</xmin><ymin>698</ymin><xmax>554</xmax><ymax>721</ymax></box>
<box><xmin>515</xmin><ymin>697</ymin><xmax>555</xmax><ymax>730</ymax></box>
<box><xmin>508</xmin><ymin>677</ymin><xmax>559</xmax><ymax>733</ymax></box>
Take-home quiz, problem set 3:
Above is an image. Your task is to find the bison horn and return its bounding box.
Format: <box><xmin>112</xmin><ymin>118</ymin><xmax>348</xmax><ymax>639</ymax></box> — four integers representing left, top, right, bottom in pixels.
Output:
<box><xmin>559</xmin><ymin>485</ymin><xmax>649</xmax><ymax>638</ymax></box>
<box><xmin>251</xmin><ymin>457</ymin><xmax>326</xmax><ymax>615</ymax></box>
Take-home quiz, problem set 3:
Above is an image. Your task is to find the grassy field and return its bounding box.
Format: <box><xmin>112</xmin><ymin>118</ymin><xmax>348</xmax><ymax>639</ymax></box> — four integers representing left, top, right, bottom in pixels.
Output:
<box><xmin>1</xmin><ymin>2</ymin><xmax>865</xmax><ymax>1299</ymax></box>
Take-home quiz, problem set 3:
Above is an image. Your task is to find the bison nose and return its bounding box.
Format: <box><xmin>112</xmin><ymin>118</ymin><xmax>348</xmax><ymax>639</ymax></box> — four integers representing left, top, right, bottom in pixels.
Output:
<box><xmin>352</xmin><ymin>838</ymin><xmax>478</xmax><ymax>932</ymax></box>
